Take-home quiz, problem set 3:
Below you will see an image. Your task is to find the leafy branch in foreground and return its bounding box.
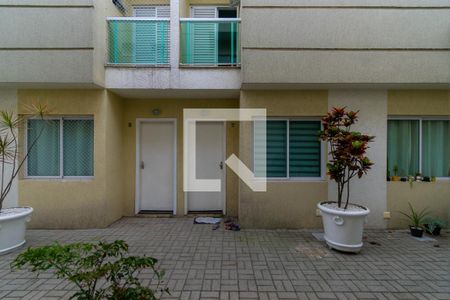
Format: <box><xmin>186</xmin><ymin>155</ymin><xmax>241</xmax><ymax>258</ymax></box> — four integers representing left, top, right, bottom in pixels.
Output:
<box><xmin>11</xmin><ymin>240</ymin><xmax>169</xmax><ymax>300</ymax></box>
<box><xmin>0</xmin><ymin>102</ymin><xmax>49</xmax><ymax>211</ymax></box>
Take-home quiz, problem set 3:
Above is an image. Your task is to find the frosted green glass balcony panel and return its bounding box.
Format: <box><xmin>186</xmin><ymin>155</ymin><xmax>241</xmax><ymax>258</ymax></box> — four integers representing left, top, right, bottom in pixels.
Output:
<box><xmin>180</xmin><ymin>19</ymin><xmax>240</xmax><ymax>66</ymax></box>
<box><xmin>107</xmin><ymin>18</ymin><xmax>170</xmax><ymax>65</ymax></box>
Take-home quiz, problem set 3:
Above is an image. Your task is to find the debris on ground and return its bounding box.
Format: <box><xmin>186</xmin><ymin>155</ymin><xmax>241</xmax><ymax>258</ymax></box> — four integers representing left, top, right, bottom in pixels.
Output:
<box><xmin>193</xmin><ymin>217</ymin><xmax>222</xmax><ymax>224</ymax></box>
<box><xmin>369</xmin><ymin>241</ymin><xmax>381</xmax><ymax>246</ymax></box>
<box><xmin>224</xmin><ymin>222</ymin><xmax>240</xmax><ymax>231</ymax></box>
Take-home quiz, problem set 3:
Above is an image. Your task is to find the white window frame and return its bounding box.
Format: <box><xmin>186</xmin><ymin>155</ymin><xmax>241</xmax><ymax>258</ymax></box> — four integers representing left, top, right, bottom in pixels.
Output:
<box><xmin>388</xmin><ymin>116</ymin><xmax>450</xmax><ymax>179</ymax></box>
<box><xmin>253</xmin><ymin>117</ymin><xmax>326</xmax><ymax>182</ymax></box>
<box><xmin>25</xmin><ymin>116</ymin><xmax>94</xmax><ymax>180</ymax></box>
<box><xmin>190</xmin><ymin>6</ymin><xmax>239</xmax><ymax>18</ymax></box>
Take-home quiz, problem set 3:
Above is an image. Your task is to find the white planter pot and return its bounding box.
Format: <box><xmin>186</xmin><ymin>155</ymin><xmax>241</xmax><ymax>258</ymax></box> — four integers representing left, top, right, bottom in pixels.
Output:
<box><xmin>318</xmin><ymin>202</ymin><xmax>369</xmax><ymax>253</ymax></box>
<box><xmin>0</xmin><ymin>207</ymin><xmax>33</xmax><ymax>255</ymax></box>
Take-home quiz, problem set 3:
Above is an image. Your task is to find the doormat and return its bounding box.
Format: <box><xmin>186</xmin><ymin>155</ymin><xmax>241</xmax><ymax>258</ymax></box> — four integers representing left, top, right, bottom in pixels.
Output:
<box><xmin>312</xmin><ymin>232</ymin><xmax>325</xmax><ymax>241</ymax></box>
<box><xmin>194</xmin><ymin>217</ymin><xmax>222</xmax><ymax>224</ymax></box>
<box><xmin>410</xmin><ymin>235</ymin><xmax>436</xmax><ymax>242</ymax></box>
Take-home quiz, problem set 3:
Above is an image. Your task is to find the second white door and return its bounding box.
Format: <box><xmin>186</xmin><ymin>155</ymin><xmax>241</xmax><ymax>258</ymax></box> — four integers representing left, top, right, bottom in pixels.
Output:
<box><xmin>188</xmin><ymin>122</ymin><xmax>225</xmax><ymax>212</ymax></box>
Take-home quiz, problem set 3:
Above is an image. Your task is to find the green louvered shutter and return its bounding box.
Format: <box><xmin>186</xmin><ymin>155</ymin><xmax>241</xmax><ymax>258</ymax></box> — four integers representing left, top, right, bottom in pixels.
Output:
<box><xmin>289</xmin><ymin>121</ymin><xmax>321</xmax><ymax>177</ymax></box>
<box><xmin>156</xmin><ymin>22</ymin><xmax>169</xmax><ymax>64</ymax></box>
<box><xmin>254</xmin><ymin>121</ymin><xmax>287</xmax><ymax>178</ymax></box>
<box><xmin>133</xmin><ymin>6</ymin><xmax>169</xmax><ymax>64</ymax></box>
<box><xmin>189</xmin><ymin>22</ymin><xmax>218</xmax><ymax>64</ymax></box>
<box><xmin>134</xmin><ymin>21</ymin><xmax>157</xmax><ymax>64</ymax></box>
<box><xmin>190</xmin><ymin>7</ymin><xmax>218</xmax><ymax>65</ymax></box>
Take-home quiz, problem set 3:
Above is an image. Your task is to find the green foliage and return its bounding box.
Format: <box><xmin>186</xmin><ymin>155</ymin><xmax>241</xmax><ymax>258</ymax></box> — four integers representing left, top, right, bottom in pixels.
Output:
<box><xmin>0</xmin><ymin>102</ymin><xmax>49</xmax><ymax>211</ymax></box>
<box><xmin>399</xmin><ymin>203</ymin><xmax>429</xmax><ymax>228</ymax></box>
<box><xmin>11</xmin><ymin>240</ymin><xmax>168</xmax><ymax>300</ymax></box>
<box><xmin>424</xmin><ymin>217</ymin><xmax>449</xmax><ymax>232</ymax></box>
<box><xmin>393</xmin><ymin>165</ymin><xmax>399</xmax><ymax>176</ymax></box>
<box><xmin>319</xmin><ymin>107</ymin><xmax>375</xmax><ymax>209</ymax></box>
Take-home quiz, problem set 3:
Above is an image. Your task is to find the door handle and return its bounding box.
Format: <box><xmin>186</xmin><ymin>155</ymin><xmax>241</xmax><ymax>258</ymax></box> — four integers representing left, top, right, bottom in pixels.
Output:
<box><xmin>219</xmin><ymin>161</ymin><xmax>223</xmax><ymax>170</ymax></box>
<box><xmin>140</xmin><ymin>161</ymin><xmax>145</xmax><ymax>169</ymax></box>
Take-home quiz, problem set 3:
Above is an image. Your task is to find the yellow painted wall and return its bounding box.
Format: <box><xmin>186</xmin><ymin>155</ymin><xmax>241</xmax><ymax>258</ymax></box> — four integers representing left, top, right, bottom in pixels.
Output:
<box><xmin>18</xmin><ymin>89</ymin><xmax>124</xmax><ymax>229</ymax></box>
<box><xmin>388</xmin><ymin>90</ymin><xmax>450</xmax><ymax>116</ymax></box>
<box><xmin>122</xmin><ymin>98</ymin><xmax>239</xmax><ymax>217</ymax></box>
<box><xmin>387</xmin><ymin>182</ymin><xmax>450</xmax><ymax>228</ymax></box>
<box><xmin>104</xmin><ymin>91</ymin><xmax>126</xmax><ymax>225</ymax></box>
<box><xmin>239</xmin><ymin>90</ymin><xmax>328</xmax><ymax>229</ymax></box>
<box><xmin>19</xmin><ymin>88</ymin><xmax>448</xmax><ymax>230</ymax></box>
<box><xmin>387</xmin><ymin>90</ymin><xmax>450</xmax><ymax>229</ymax></box>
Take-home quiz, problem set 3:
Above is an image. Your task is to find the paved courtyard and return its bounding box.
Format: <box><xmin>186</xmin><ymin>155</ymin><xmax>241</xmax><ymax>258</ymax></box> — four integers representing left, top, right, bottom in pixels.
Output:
<box><xmin>0</xmin><ymin>217</ymin><xmax>449</xmax><ymax>300</ymax></box>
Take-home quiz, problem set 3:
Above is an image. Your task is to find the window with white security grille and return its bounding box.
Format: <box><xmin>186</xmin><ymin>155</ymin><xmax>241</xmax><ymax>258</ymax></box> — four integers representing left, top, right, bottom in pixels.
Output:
<box><xmin>26</xmin><ymin>117</ymin><xmax>94</xmax><ymax>178</ymax></box>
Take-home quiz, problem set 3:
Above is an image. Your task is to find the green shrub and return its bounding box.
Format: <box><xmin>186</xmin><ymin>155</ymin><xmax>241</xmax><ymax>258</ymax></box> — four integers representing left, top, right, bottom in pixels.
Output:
<box><xmin>11</xmin><ymin>240</ymin><xmax>168</xmax><ymax>300</ymax></box>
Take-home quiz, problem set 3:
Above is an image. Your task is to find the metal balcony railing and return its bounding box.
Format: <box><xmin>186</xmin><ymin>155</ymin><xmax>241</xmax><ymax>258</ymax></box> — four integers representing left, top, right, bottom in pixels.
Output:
<box><xmin>180</xmin><ymin>18</ymin><xmax>241</xmax><ymax>67</ymax></box>
<box><xmin>107</xmin><ymin>17</ymin><xmax>170</xmax><ymax>66</ymax></box>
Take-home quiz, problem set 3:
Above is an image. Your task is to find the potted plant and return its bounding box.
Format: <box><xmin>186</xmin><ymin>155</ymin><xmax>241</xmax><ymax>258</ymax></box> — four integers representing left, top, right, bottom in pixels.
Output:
<box><xmin>415</xmin><ymin>172</ymin><xmax>423</xmax><ymax>182</ymax></box>
<box><xmin>399</xmin><ymin>203</ymin><xmax>429</xmax><ymax>237</ymax></box>
<box><xmin>0</xmin><ymin>104</ymin><xmax>47</xmax><ymax>254</ymax></box>
<box><xmin>423</xmin><ymin>217</ymin><xmax>448</xmax><ymax>236</ymax></box>
<box><xmin>318</xmin><ymin>107</ymin><xmax>374</xmax><ymax>253</ymax></box>
<box><xmin>391</xmin><ymin>165</ymin><xmax>400</xmax><ymax>181</ymax></box>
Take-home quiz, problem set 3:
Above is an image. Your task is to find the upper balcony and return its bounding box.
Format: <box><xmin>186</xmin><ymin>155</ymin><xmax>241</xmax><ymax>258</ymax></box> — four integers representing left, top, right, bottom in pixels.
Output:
<box><xmin>105</xmin><ymin>3</ymin><xmax>242</xmax><ymax>97</ymax></box>
<box><xmin>107</xmin><ymin>18</ymin><xmax>240</xmax><ymax>67</ymax></box>
<box><xmin>180</xmin><ymin>18</ymin><xmax>240</xmax><ymax>67</ymax></box>
<box><xmin>107</xmin><ymin>17</ymin><xmax>171</xmax><ymax>66</ymax></box>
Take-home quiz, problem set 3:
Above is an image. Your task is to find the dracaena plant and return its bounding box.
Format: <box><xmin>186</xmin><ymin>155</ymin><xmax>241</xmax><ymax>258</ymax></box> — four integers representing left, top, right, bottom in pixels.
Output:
<box><xmin>0</xmin><ymin>103</ymin><xmax>47</xmax><ymax>212</ymax></box>
<box><xmin>319</xmin><ymin>107</ymin><xmax>375</xmax><ymax>209</ymax></box>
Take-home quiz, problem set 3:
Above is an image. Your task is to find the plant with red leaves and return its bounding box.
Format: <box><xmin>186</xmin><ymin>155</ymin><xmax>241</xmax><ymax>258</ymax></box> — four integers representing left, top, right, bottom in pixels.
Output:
<box><xmin>320</xmin><ymin>107</ymin><xmax>375</xmax><ymax>209</ymax></box>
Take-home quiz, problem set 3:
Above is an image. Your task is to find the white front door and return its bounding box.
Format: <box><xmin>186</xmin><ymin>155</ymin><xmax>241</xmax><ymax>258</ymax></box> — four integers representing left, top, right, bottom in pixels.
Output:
<box><xmin>188</xmin><ymin>122</ymin><xmax>225</xmax><ymax>212</ymax></box>
<box><xmin>138</xmin><ymin>120</ymin><xmax>175</xmax><ymax>213</ymax></box>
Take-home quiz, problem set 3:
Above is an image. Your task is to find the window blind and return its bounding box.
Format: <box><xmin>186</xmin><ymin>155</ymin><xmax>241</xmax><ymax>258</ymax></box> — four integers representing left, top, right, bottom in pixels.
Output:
<box><xmin>133</xmin><ymin>6</ymin><xmax>170</xmax><ymax>65</ymax></box>
<box><xmin>254</xmin><ymin>120</ymin><xmax>321</xmax><ymax>178</ymax></box>
<box><xmin>289</xmin><ymin>121</ymin><xmax>321</xmax><ymax>177</ymax></box>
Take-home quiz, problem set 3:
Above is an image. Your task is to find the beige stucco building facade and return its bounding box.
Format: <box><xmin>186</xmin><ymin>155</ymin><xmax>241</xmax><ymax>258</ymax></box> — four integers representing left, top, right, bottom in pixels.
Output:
<box><xmin>0</xmin><ymin>0</ymin><xmax>449</xmax><ymax>229</ymax></box>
